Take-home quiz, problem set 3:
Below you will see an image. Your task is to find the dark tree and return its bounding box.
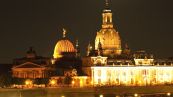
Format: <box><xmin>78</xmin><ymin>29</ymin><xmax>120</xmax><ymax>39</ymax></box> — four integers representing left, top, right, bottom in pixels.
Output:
<box><xmin>12</xmin><ymin>78</ymin><xmax>25</xmax><ymax>85</ymax></box>
<box><xmin>63</xmin><ymin>76</ymin><xmax>72</xmax><ymax>85</ymax></box>
<box><xmin>57</xmin><ymin>77</ymin><xmax>63</xmax><ymax>84</ymax></box>
<box><xmin>0</xmin><ymin>72</ymin><xmax>13</xmax><ymax>87</ymax></box>
<box><xmin>34</xmin><ymin>78</ymin><xmax>49</xmax><ymax>86</ymax></box>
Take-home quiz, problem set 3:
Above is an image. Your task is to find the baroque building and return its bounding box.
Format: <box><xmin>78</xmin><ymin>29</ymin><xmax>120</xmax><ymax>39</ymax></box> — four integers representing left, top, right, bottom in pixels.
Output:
<box><xmin>50</xmin><ymin>29</ymin><xmax>90</xmax><ymax>87</ymax></box>
<box><xmin>95</xmin><ymin>0</ymin><xmax>122</xmax><ymax>56</ymax></box>
<box><xmin>83</xmin><ymin>0</ymin><xmax>173</xmax><ymax>86</ymax></box>
<box><xmin>53</xmin><ymin>29</ymin><xmax>76</xmax><ymax>59</ymax></box>
<box><xmin>52</xmin><ymin>29</ymin><xmax>83</xmax><ymax>76</ymax></box>
<box><xmin>10</xmin><ymin>0</ymin><xmax>173</xmax><ymax>87</ymax></box>
<box><xmin>12</xmin><ymin>47</ymin><xmax>54</xmax><ymax>79</ymax></box>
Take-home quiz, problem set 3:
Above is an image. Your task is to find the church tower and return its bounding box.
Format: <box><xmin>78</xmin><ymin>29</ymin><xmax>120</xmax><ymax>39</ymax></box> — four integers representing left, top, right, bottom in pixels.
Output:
<box><xmin>95</xmin><ymin>0</ymin><xmax>122</xmax><ymax>56</ymax></box>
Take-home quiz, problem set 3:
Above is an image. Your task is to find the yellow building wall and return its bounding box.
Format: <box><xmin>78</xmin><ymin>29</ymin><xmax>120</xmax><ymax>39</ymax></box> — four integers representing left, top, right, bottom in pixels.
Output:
<box><xmin>91</xmin><ymin>66</ymin><xmax>173</xmax><ymax>86</ymax></box>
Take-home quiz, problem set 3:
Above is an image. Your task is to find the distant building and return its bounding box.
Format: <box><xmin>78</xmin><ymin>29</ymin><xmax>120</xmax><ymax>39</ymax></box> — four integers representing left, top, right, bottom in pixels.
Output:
<box><xmin>12</xmin><ymin>47</ymin><xmax>55</xmax><ymax>79</ymax></box>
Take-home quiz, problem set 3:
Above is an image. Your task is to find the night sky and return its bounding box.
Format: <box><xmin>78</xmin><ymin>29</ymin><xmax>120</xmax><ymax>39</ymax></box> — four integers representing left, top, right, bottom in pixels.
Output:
<box><xmin>0</xmin><ymin>0</ymin><xmax>173</xmax><ymax>63</ymax></box>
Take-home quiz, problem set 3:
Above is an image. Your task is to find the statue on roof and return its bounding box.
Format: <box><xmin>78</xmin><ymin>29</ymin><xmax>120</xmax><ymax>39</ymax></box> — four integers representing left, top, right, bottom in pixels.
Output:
<box><xmin>63</xmin><ymin>28</ymin><xmax>67</xmax><ymax>38</ymax></box>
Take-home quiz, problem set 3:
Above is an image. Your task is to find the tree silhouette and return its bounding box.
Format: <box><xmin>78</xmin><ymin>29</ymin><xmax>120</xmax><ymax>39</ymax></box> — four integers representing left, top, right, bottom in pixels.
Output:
<box><xmin>63</xmin><ymin>75</ymin><xmax>72</xmax><ymax>85</ymax></box>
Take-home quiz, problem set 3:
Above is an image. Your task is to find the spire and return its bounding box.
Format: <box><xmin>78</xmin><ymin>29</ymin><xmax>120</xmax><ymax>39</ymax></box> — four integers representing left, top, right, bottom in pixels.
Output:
<box><xmin>75</xmin><ymin>39</ymin><xmax>80</xmax><ymax>57</ymax></box>
<box><xmin>98</xmin><ymin>39</ymin><xmax>103</xmax><ymax>56</ymax></box>
<box><xmin>63</xmin><ymin>28</ymin><xmax>66</xmax><ymax>38</ymax></box>
<box><xmin>76</xmin><ymin>39</ymin><xmax>79</xmax><ymax>47</ymax></box>
<box><xmin>105</xmin><ymin>0</ymin><xmax>110</xmax><ymax>9</ymax></box>
<box><xmin>102</xmin><ymin>0</ymin><xmax>113</xmax><ymax>28</ymax></box>
<box><xmin>26</xmin><ymin>47</ymin><xmax>36</xmax><ymax>58</ymax></box>
<box><xmin>125</xmin><ymin>43</ymin><xmax>129</xmax><ymax>49</ymax></box>
<box><xmin>123</xmin><ymin>43</ymin><xmax>130</xmax><ymax>55</ymax></box>
<box><xmin>87</xmin><ymin>42</ymin><xmax>92</xmax><ymax>56</ymax></box>
<box><xmin>98</xmin><ymin>38</ymin><xmax>102</xmax><ymax>49</ymax></box>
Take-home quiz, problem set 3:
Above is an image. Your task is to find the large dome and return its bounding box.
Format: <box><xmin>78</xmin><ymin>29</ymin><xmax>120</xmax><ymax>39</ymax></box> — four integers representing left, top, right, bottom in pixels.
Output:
<box><xmin>53</xmin><ymin>39</ymin><xmax>75</xmax><ymax>58</ymax></box>
<box><xmin>95</xmin><ymin>28</ymin><xmax>122</xmax><ymax>55</ymax></box>
<box><xmin>95</xmin><ymin>2</ymin><xmax>122</xmax><ymax>56</ymax></box>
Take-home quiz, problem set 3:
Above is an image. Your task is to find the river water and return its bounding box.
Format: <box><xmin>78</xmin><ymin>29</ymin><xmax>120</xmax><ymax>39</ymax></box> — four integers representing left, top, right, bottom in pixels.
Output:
<box><xmin>0</xmin><ymin>86</ymin><xmax>172</xmax><ymax>97</ymax></box>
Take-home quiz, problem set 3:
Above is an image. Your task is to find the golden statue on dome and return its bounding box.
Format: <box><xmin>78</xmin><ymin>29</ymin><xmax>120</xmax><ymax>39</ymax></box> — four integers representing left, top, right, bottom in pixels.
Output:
<box><xmin>63</xmin><ymin>28</ymin><xmax>67</xmax><ymax>38</ymax></box>
<box><xmin>53</xmin><ymin>28</ymin><xmax>75</xmax><ymax>59</ymax></box>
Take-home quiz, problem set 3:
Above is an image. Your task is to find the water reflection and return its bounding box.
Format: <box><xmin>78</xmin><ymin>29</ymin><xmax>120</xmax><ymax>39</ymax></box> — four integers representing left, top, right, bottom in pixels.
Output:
<box><xmin>46</xmin><ymin>93</ymin><xmax>172</xmax><ymax>97</ymax></box>
<box><xmin>0</xmin><ymin>89</ymin><xmax>172</xmax><ymax>97</ymax></box>
<box><xmin>0</xmin><ymin>92</ymin><xmax>172</xmax><ymax>97</ymax></box>
<box><xmin>47</xmin><ymin>94</ymin><xmax>171</xmax><ymax>97</ymax></box>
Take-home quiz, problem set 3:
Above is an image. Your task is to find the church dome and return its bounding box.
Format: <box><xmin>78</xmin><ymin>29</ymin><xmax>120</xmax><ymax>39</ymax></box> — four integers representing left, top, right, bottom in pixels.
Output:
<box><xmin>95</xmin><ymin>28</ymin><xmax>122</xmax><ymax>55</ymax></box>
<box><xmin>53</xmin><ymin>29</ymin><xmax>76</xmax><ymax>58</ymax></box>
<box><xmin>95</xmin><ymin>0</ymin><xmax>122</xmax><ymax>56</ymax></box>
<box><xmin>53</xmin><ymin>39</ymin><xmax>75</xmax><ymax>58</ymax></box>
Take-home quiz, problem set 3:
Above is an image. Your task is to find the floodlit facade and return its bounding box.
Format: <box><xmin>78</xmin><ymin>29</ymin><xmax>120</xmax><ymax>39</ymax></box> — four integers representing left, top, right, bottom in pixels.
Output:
<box><xmin>91</xmin><ymin>66</ymin><xmax>173</xmax><ymax>86</ymax></box>
<box><xmin>50</xmin><ymin>76</ymin><xmax>90</xmax><ymax>87</ymax></box>
<box><xmin>88</xmin><ymin>0</ymin><xmax>173</xmax><ymax>86</ymax></box>
<box><xmin>95</xmin><ymin>1</ymin><xmax>122</xmax><ymax>56</ymax></box>
<box><xmin>11</xmin><ymin>0</ymin><xmax>173</xmax><ymax>88</ymax></box>
<box><xmin>12</xmin><ymin>47</ymin><xmax>54</xmax><ymax>79</ymax></box>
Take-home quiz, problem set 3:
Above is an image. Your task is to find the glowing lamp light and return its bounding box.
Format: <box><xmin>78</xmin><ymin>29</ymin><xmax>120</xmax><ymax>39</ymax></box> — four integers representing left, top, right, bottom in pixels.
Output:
<box><xmin>100</xmin><ymin>94</ymin><xmax>103</xmax><ymax>97</ymax></box>
<box><xmin>167</xmin><ymin>93</ymin><xmax>171</xmax><ymax>96</ymax></box>
<box><xmin>25</xmin><ymin>79</ymin><xmax>32</xmax><ymax>85</ymax></box>
<box><xmin>25</xmin><ymin>81</ymin><xmax>29</xmax><ymax>85</ymax></box>
<box><xmin>72</xmin><ymin>80</ymin><xmax>75</xmax><ymax>85</ymax></box>
<box><xmin>61</xmin><ymin>95</ymin><xmax>65</xmax><ymax>97</ymax></box>
<box><xmin>50</xmin><ymin>80</ymin><xmax>56</xmax><ymax>85</ymax></box>
<box><xmin>134</xmin><ymin>93</ymin><xmax>138</xmax><ymax>97</ymax></box>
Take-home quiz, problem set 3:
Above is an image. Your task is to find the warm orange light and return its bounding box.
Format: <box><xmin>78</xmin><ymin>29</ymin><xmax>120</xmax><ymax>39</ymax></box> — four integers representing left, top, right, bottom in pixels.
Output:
<box><xmin>53</xmin><ymin>31</ymin><xmax>75</xmax><ymax>59</ymax></box>
<box><xmin>167</xmin><ymin>93</ymin><xmax>171</xmax><ymax>96</ymax></box>
<box><xmin>91</xmin><ymin>66</ymin><xmax>173</xmax><ymax>86</ymax></box>
<box><xmin>134</xmin><ymin>93</ymin><xmax>138</xmax><ymax>97</ymax></box>
<box><xmin>72</xmin><ymin>80</ymin><xmax>75</xmax><ymax>85</ymax></box>
<box><xmin>25</xmin><ymin>79</ymin><xmax>32</xmax><ymax>85</ymax></box>
<box><xmin>99</xmin><ymin>94</ymin><xmax>103</xmax><ymax>97</ymax></box>
<box><xmin>50</xmin><ymin>79</ymin><xmax>56</xmax><ymax>85</ymax></box>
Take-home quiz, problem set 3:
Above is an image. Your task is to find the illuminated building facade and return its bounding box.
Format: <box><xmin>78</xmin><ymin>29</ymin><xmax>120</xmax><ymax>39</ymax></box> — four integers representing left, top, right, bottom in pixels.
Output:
<box><xmin>95</xmin><ymin>0</ymin><xmax>122</xmax><ymax>56</ymax></box>
<box><xmin>10</xmin><ymin>0</ymin><xmax>173</xmax><ymax>87</ymax></box>
<box><xmin>91</xmin><ymin>65</ymin><xmax>173</xmax><ymax>86</ymax></box>
<box><xmin>12</xmin><ymin>47</ymin><xmax>54</xmax><ymax>79</ymax></box>
<box><xmin>49</xmin><ymin>28</ymin><xmax>88</xmax><ymax>87</ymax></box>
<box><xmin>52</xmin><ymin>29</ymin><xmax>82</xmax><ymax>76</ymax></box>
<box><xmin>87</xmin><ymin>0</ymin><xmax>173</xmax><ymax>86</ymax></box>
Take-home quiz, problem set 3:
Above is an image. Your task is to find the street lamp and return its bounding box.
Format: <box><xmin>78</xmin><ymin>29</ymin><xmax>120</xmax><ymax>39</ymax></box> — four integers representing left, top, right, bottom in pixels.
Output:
<box><xmin>25</xmin><ymin>79</ymin><xmax>32</xmax><ymax>85</ymax></box>
<box><xmin>72</xmin><ymin>80</ymin><xmax>75</xmax><ymax>85</ymax></box>
<box><xmin>167</xmin><ymin>92</ymin><xmax>171</xmax><ymax>96</ymax></box>
<box><xmin>100</xmin><ymin>94</ymin><xmax>103</xmax><ymax>97</ymax></box>
<box><xmin>49</xmin><ymin>79</ymin><xmax>56</xmax><ymax>87</ymax></box>
<box><xmin>134</xmin><ymin>93</ymin><xmax>138</xmax><ymax>97</ymax></box>
<box><xmin>25</xmin><ymin>79</ymin><xmax>33</xmax><ymax>88</ymax></box>
<box><xmin>50</xmin><ymin>80</ymin><xmax>56</xmax><ymax>85</ymax></box>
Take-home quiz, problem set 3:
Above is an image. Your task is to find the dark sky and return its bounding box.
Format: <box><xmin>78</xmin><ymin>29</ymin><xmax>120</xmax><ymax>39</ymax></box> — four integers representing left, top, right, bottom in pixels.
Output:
<box><xmin>0</xmin><ymin>0</ymin><xmax>173</xmax><ymax>63</ymax></box>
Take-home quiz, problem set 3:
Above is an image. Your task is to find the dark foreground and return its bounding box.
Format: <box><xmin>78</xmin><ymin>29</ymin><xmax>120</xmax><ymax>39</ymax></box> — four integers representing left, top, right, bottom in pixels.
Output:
<box><xmin>0</xmin><ymin>86</ymin><xmax>173</xmax><ymax>97</ymax></box>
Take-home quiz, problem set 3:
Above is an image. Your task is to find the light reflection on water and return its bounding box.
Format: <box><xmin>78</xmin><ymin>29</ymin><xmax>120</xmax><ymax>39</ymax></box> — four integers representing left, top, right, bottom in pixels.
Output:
<box><xmin>46</xmin><ymin>94</ymin><xmax>171</xmax><ymax>97</ymax></box>
<box><xmin>0</xmin><ymin>92</ymin><xmax>171</xmax><ymax>97</ymax></box>
<box><xmin>0</xmin><ymin>89</ymin><xmax>172</xmax><ymax>97</ymax></box>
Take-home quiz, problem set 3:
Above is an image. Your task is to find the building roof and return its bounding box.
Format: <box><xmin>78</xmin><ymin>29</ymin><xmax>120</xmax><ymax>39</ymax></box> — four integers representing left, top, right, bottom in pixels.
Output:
<box><xmin>53</xmin><ymin>29</ymin><xmax>76</xmax><ymax>58</ymax></box>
